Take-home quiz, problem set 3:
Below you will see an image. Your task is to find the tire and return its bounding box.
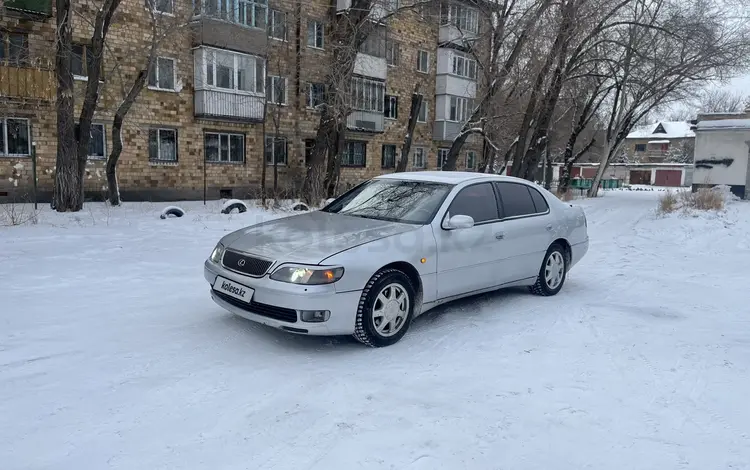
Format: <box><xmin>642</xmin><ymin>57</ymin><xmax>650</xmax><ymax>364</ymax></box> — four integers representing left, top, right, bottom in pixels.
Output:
<box><xmin>353</xmin><ymin>269</ymin><xmax>416</xmax><ymax>348</ymax></box>
<box><xmin>530</xmin><ymin>243</ymin><xmax>567</xmax><ymax>296</ymax></box>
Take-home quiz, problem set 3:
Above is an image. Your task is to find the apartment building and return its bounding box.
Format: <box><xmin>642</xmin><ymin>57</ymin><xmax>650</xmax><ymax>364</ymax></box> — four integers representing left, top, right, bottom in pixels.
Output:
<box><xmin>0</xmin><ymin>0</ymin><xmax>488</xmax><ymax>202</ymax></box>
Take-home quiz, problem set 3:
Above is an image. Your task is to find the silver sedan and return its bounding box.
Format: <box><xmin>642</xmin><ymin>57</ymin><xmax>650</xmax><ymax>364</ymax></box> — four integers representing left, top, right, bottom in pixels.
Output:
<box><xmin>204</xmin><ymin>171</ymin><xmax>589</xmax><ymax>347</ymax></box>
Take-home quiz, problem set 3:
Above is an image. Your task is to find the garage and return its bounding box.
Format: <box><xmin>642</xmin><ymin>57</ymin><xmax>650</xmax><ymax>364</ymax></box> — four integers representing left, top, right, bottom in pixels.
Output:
<box><xmin>581</xmin><ymin>168</ymin><xmax>598</xmax><ymax>178</ymax></box>
<box><xmin>629</xmin><ymin>170</ymin><xmax>652</xmax><ymax>185</ymax></box>
<box><xmin>654</xmin><ymin>169</ymin><xmax>682</xmax><ymax>187</ymax></box>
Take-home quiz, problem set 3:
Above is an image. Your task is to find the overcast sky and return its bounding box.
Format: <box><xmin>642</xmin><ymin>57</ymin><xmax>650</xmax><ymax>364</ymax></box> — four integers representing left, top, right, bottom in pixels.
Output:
<box><xmin>728</xmin><ymin>74</ymin><xmax>750</xmax><ymax>94</ymax></box>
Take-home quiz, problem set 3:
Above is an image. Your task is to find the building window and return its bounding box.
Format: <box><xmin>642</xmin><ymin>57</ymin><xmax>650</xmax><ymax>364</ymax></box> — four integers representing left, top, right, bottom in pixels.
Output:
<box><xmin>148</xmin><ymin>128</ymin><xmax>177</xmax><ymax>162</ymax></box>
<box><xmin>350</xmin><ymin>77</ymin><xmax>385</xmax><ymax>113</ymax></box>
<box><xmin>449</xmin><ymin>96</ymin><xmax>473</xmax><ymax>122</ymax></box>
<box><xmin>437</xmin><ymin>148</ymin><xmax>449</xmax><ymax>169</ymax></box>
<box><xmin>205</xmin><ymin>132</ymin><xmax>244</xmax><ymax>163</ymax></box>
<box><xmin>466</xmin><ymin>150</ymin><xmax>476</xmax><ymax>169</ymax></box>
<box><xmin>452</xmin><ymin>52</ymin><xmax>477</xmax><ymax>79</ymax></box>
<box><xmin>307</xmin><ymin>83</ymin><xmax>326</xmax><ymax>108</ymax></box>
<box><xmin>197</xmin><ymin>0</ymin><xmax>268</xmax><ymax>28</ymax></box>
<box><xmin>71</xmin><ymin>43</ymin><xmax>96</xmax><ymax>78</ymax></box>
<box><xmin>148</xmin><ymin>57</ymin><xmax>176</xmax><ymax>90</ymax></box>
<box><xmin>304</xmin><ymin>138</ymin><xmax>315</xmax><ymax>165</ymax></box>
<box><xmin>238</xmin><ymin>0</ymin><xmax>268</xmax><ymax>28</ymax></box>
<box><xmin>417</xmin><ymin>50</ymin><xmax>429</xmax><ymax>73</ymax></box>
<box><xmin>78</xmin><ymin>123</ymin><xmax>106</xmax><ymax>159</ymax></box>
<box><xmin>307</xmin><ymin>20</ymin><xmax>324</xmax><ymax>49</ymax></box>
<box><xmin>359</xmin><ymin>29</ymin><xmax>386</xmax><ymax>58</ymax></box>
<box><xmin>266</xmin><ymin>75</ymin><xmax>287</xmax><ymax>105</ymax></box>
<box><xmin>146</xmin><ymin>0</ymin><xmax>173</xmax><ymax>14</ymax></box>
<box><xmin>418</xmin><ymin>100</ymin><xmax>427</xmax><ymax>122</ymax></box>
<box><xmin>0</xmin><ymin>118</ymin><xmax>31</xmax><ymax>156</ymax></box>
<box><xmin>412</xmin><ymin>147</ymin><xmax>426</xmax><ymax>168</ymax></box>
<box><xmin>342</xmin><ymin>141</ymin><xmax>366</xmax><ymax>167</ymax></box>
<box><xmin>0</xmin><ymin>32</ymin><xmax>29</xmax><ymax>66</ymax></box>
<box><xmin>440</xmin><ymin>3</ymin><xmax>479</xmax><ymax>34</ymax></box>
<box><xmin>200</xmin><ymin>48</ymin><xmax>265</xmax><ymax>94</ymax></box>
<box><xmin>382</xmin><ymin>144</ymin><xmax>396</xmax><ymax>168</ymax></box>
<box><xmin>386</xmin><ymin>40</ymin><xmax>400</xmax><ymax>66</ymax></box>
<box><xmin>634</xmin><ymin>143</ymin><xmax>646</xmax><ymax>152</ymax></box>
<box><xmin>265</xmin><ymin>136</ymin><xmax>287</xmax><ymax>165</ymax></box>
<box><xmin>384</xmin><ymin>95</ymin><xmax>398</xmax><ymax>119</ymax></box>
<box><xmin>268</xmin><ymin>9</ymin><xmax>287</xmax><ymax>40</ymax></box>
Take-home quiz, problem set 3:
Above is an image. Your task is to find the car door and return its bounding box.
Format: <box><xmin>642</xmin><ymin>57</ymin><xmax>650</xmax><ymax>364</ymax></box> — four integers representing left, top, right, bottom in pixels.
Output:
<box><xmin>434</xmin><ymin>182</ymin><xmax>506</xmax><ymax>300</ymax></box>
<box><xmin>493</xmin><ymin>182</ymin><xmax>556</xmax><ymax>281</ymax></box>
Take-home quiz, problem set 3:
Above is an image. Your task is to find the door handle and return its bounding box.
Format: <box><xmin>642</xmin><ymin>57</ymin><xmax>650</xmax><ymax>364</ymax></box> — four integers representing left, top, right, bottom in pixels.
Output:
<box><xmin>545</xmin><ymin>224</ymin><xmax>553</xmax><ymax>231</ymax></box>
<box><xmin>495</xmin><ymin>232</ymin><xmax>505</xmax><ymax>240</ymax></box>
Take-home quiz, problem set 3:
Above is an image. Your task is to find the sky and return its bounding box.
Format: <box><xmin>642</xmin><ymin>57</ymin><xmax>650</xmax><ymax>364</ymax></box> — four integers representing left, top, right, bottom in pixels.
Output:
<box><xmin>729</xmin><ymin>75</ymin><xmax>750</xmax><ymax>94</ymax></box>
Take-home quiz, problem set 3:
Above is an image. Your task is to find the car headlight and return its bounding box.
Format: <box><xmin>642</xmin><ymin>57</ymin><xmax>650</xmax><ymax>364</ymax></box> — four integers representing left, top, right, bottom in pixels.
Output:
<box><xmin>209</xmin><ymin>242</ymin><xmax>225</xmax><ymax>264</ymax></box>
<box><xmin>270</xmin><ymin>265</ymin><xmax>345</xmax><ymax>285</ymax></box>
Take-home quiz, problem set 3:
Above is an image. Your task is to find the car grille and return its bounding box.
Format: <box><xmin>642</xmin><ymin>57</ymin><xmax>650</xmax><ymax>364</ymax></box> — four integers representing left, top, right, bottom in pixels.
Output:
<box><xmin>222</xmin><ymin>250</ymin><xmax>274</xmax><ymax>276</ymax></box>
<box><xmin>213</xmin><ymin>291</ymin><xmax>298</xmax><ymax>323</ymax></box>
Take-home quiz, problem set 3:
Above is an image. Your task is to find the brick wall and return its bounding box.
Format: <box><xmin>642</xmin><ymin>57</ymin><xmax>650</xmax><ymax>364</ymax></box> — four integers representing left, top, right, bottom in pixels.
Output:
<box><xmin>1</xmin><ymin>0</ymin><xmax>486</xmax><ymax>202</ymax></box>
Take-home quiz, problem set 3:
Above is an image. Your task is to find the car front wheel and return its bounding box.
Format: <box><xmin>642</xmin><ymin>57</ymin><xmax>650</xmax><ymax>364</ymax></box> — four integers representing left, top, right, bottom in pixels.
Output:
<box><xmin>353</xmin><ymin>268</ymin><xmax>416</xmax><ymax>347</ymax></box>
<box><xmin>530</xmin><ymin>243</ymin><xmax>567</xmax><ymax>296</ymax></box>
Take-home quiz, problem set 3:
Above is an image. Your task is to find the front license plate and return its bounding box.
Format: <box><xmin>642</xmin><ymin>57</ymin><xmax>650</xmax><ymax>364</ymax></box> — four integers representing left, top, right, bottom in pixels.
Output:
<box><xmin>213</xmin><ymin>276</ymin><xmax>254</xmax><ymax>303</ymax></box>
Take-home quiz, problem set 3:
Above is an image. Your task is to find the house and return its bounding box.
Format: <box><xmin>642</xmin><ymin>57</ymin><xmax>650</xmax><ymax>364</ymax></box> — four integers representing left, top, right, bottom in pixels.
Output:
<box><xmin>0</xmin><ymin>0</ymin><xmax>490</xmax><ymax>202</ymax></box>
<box><xmin>692</xmin><ymin>111</ymin><xmax>750</xmax><ymax>199</ymax></box>
<box><xmin>624</xmin><ymin>121</ymin><xmax>695</xmax><ymax>163</ymax></box>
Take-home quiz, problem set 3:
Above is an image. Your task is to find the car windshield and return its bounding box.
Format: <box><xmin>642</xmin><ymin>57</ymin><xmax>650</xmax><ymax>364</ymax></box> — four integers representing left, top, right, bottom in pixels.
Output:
<box><xmin>322</xmin><ymin>179</ymin><xmax>453</xmax><ymax>224</ymax></box>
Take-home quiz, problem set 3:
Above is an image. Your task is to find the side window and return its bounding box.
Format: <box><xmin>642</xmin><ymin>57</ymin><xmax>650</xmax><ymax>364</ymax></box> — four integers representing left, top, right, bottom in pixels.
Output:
<box><xmin>495</xmin><ymin>182</ymin><xmax>536</xmax><ymax>218</ymax></box>
<box><xmin>528</xmin><ymin>186</ymin><xmax>549</xmax><ymax>213</ymax></box>
<box><xmin>447</xmin><ymin>182</ymin><xmax>499</xmax><ymax>224</ymax></box>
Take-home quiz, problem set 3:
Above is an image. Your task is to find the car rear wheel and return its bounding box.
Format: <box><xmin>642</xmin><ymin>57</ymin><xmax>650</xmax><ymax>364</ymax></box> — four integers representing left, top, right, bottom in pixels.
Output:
<box><xmin>530</xmin><ymin>243</ymin><xmax>567</xmax><ymax>296</ymax></box>
<box><xmin>353</xmin><ymin>269</ymin><xmax>416</xmax><ymax>347</ymax></box>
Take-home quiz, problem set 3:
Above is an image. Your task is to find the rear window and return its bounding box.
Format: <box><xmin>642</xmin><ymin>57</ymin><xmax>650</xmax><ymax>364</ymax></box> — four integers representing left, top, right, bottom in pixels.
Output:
<box><xmin>495</xmin><ymin>182</ymin><xmax>536</xmax><ymax>218</ymax></box>
<box><xmin>528</xmin><ymin>186</ymin><xmax>549</xmax><ymax>213</ymax></box>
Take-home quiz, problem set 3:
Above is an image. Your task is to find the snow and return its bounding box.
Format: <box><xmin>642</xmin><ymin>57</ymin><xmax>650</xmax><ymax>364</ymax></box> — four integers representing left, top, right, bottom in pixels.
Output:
<box><xmin>2</xmin><ymin>194</ymin><xmax>750</xmax><ymax>469</ymax></box>
<box><xmin>627</xmin><ymin>121</ymin><xmax>695</xmax><ymax>139</ymax></box>
<box><xmin>696</xmin><ymin>118</ymin><xmax>750</xmax><ymax>130</ymax></box>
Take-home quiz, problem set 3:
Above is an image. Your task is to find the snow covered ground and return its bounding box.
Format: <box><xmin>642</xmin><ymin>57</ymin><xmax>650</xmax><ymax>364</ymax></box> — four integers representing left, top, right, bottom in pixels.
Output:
<box><xmin>1</xmin><ymin>192</ymin><xmax>749</xmax><ymax>470</ymax></box>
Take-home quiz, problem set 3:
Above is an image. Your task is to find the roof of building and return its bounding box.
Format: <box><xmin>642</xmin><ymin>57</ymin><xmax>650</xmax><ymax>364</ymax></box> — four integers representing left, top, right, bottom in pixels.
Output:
<box><xmin>695</xmin><ymin>119</ymin><xmax>750</xmax><ymax>131</ymax></box>
<box><xmin>376</xmin><ymin>171</ymin><xmax>518</xmax><ymax>185</ymax></box>
<box><xmin>626</xmin><ymin>121</ymin><xmax>695</xmax><ymax>139</ymax></box>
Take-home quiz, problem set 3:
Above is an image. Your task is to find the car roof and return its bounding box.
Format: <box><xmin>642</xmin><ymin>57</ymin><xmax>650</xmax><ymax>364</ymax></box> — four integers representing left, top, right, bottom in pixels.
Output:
<box><xmin>375</xmin><ymin>171</ymin><xmax>525</xmax><ymax>185</ymax></box>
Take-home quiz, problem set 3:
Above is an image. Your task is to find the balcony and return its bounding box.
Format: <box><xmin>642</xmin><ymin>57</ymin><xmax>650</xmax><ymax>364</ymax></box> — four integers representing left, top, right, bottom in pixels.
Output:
<box><xmin>353</xmin><ymin>53</ymin><xmax>387</xmax><ymax>80</ymax></box>
<box><xmin>4</xmin><ymin>0</ymin><xmax>52</xmax><ymax>16</ymax></box>
<box><xmin>436</xmin><ymin>75</ymin><xmax>476</xmax><ymax>98</ymax></box>
<box><xmin>438</xmin><ymin>24</ymin><xmax>479</xmax><ymax>45</ymax></box>
<box><xmin>195</xmin><ymin>90</ymin><xmax>265</xmax><ymax>122</ymax></box>
<box><xmin>0</xmin><ymin>65</ymin><xmax>55</xmax><ymax>101</ymax></box>
<box><xmin>347</xmin><ymin>110</ymin><xmax>384</xmax><ymax>133</ymax></box>
<box><xmin>433</xmin><ymin>121</ymin><xmax>463</xmax><ymax>142</ymax></box>
<box><xmin>190</xmin><ymin>0</ymin><xmax>268</xmax><ymax>56</ymax></box>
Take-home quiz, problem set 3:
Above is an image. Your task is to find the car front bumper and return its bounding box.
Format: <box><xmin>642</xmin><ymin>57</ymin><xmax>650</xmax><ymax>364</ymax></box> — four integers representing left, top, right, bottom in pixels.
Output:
<box><xmin>204</xmin><ymin>259</ymin><xmax>361</xmax><ymax>335</ymax></box>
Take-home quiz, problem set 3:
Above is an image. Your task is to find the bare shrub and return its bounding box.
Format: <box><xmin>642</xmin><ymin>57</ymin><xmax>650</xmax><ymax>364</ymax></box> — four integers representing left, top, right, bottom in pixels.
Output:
<box><xmin>0</xmin><ymin>201</ymin><xmax>40</xmax><ymax>226</ymax></box>
<box><xmin>656</xmin><ymin>191</ymin><xmax>679</xmax><ymax>214</ymax></box>
<box><xmin>680</xmin><ymin>188</ymin><xmax>725</xmax><ymax>211</ymax></box>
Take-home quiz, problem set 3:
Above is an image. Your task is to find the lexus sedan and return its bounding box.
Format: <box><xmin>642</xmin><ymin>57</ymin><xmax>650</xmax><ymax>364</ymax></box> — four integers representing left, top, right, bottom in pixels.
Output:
<box><xmin>204</xmin><ymin>172</ymin><xmax>589</xmax><ymax>347</ymax></box>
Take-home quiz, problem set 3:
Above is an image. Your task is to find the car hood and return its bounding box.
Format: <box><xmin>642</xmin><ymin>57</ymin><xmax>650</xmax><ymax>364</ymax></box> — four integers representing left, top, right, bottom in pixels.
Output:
<box><xmin>222</xmin><ymin>211</ymin><xmax>418</xmax><ymax>264</ymax></box>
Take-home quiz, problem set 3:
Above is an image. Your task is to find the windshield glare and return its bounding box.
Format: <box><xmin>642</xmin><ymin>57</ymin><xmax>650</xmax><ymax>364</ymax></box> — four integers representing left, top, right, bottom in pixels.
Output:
<box><xmin>323</xmin><ymin>179</ymin><xmax>453</xmax><ymax>224</ymax></box>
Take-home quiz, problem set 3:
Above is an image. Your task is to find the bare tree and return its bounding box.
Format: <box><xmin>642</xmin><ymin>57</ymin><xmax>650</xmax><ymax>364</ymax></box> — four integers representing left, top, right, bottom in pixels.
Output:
<box><xmin>587</xmin><ymin>0</ymin><xmax>750</xmax><ymax>196</ymax></box>
<box><xmin>441</xmin><ymin>0</ymin><xmax>554</xmax><ymax>171</ymax></box>
<box><xmin>105</xmin><ymin>1</ymin><xmax>188</xmax><ymax>206</ymax></box>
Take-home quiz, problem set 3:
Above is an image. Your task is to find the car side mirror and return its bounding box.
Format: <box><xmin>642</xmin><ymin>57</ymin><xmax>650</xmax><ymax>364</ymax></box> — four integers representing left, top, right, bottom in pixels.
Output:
<box><xmin>443</xmin><ymin>214</ymin><xmax>474</xmax><ymax>230</ymax></box>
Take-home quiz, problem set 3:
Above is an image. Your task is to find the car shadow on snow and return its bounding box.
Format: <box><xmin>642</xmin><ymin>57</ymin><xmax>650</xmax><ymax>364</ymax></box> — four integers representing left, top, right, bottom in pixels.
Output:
<box><xmin>207</xmin><ymin>280</ymin><xmax>588</xmax><ymax>352</ymax></box>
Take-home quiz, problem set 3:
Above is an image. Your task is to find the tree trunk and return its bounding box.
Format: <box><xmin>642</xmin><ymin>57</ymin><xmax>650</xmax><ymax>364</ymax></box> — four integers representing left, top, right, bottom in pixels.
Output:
<box><xmin>302</xmin><ymin>0</ymin><xmax>374</xmax><ymax>203</ymax></box>
<box><xmin>106</xmin><ymin>64</ymin><xmax>151</xmax><ymax>206</ymax></box>
<box><xmin>76</xmin><ymin>0</ymin><xmax>121</xmax><ymax>201</ymax></box>
<box><xmin>326</xmin><ymin>121</ymin><xmax>345</xmax><ymax>198</ymax></box>
<box><xmin>53</xmin><ymin>0</ymin><xmax>80</xmax><ymax>212</ymax></box>
<box><xmin>396</xmin><ymin>87</ymin><xmax>423</xmax><ymax>172</ymax></box>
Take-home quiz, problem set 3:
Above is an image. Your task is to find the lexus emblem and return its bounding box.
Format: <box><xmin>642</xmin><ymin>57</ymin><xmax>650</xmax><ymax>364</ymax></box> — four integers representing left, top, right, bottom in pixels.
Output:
<box><xmin>237</xmin><ymin>259</ymin><xmax>246</xmax><ymax>267</ymax></box>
